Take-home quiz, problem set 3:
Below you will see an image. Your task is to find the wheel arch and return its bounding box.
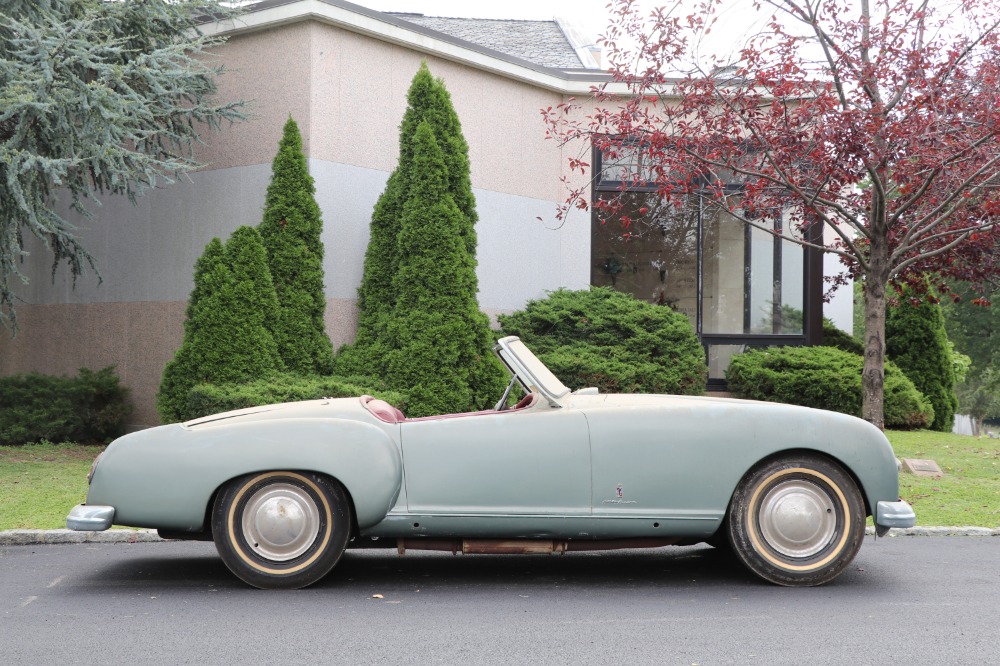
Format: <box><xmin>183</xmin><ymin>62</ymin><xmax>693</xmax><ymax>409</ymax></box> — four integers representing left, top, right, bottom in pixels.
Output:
<box><xmin>93</xmin><ymin>418</ymin><xmax>401</xmax><ymax>532</ymax></box>
<box><xmin>737</xmin><ymin>448</ymin><xmax>873</xmax><ymax>517</ymax></box>
<box><xmin>708</xmin><ymin>447</ymin><xmax>871</xmax><ymax>545</ymax></box>
<box><xmin>208</xmin><ymin>468</ymin><xmax>364</xmax><ymax>540</ymax></box>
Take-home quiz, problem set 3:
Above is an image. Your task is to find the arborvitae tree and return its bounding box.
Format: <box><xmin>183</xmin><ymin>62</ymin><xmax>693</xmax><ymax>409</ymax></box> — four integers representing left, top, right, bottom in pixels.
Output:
<box><xmin>339</xmin><ymin>66</ymin><xmax>434</xmax><ymax>375</ymax></box>
<box><xmin>338</xmin><ymin>63</ymin><xmax>485</xmax><ymax>376</ymax></box>
<box><xmin>157</xmin><ymin>228</ymin><xmax>283</xmax><ymax>422</ymax></box>
<box><xmin>258</xmin><ymin>116</ymin><xmax>334</xmax><ymax>375</ymax></box>
<box><xmin>335</xmin><ymin>64</ymin><xmax>505</xmax><ymax>413</ymax></box>
<box><xmin>222</xmin><ymin>226</ymin><xmax>284</xmax><ymax>381</ymax></box>
<box><xmin>886</xmin><ymin>284</ymin><xmax>958</xmax><ymax>432</ymax></box>
<box><xmin>383</xmin><ymin>121</ymin><xmax>504</xmax><ymax>416</ymax></box>
<box><xmin>157</xmin><ymin>238</ymin><xmax>226</xmax><ymax>423</ymax></box>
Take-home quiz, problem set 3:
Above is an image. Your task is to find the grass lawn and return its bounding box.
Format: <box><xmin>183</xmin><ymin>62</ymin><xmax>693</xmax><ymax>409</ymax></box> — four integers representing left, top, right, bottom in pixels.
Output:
<box><xmin>886</xmin><ymin>429</ymin><xmax>1000</xmax><ymax>528</ymax></box>
<box><xmin>0</xmin><ymin>430</ymin><xmax>997</xmax><ymax>530</ymax></box>
<box><xmin>0</xmin><ymin>442</ymin><xmax>102</xmax><ymax>530</ymax></box>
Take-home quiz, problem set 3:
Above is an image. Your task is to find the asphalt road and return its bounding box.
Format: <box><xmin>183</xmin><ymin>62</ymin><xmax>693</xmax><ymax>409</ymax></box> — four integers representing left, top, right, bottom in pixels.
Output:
<box><xmin>2</xmin><ymin>536</ymin><xmax>998</xmax><ymax>665</ymax></box>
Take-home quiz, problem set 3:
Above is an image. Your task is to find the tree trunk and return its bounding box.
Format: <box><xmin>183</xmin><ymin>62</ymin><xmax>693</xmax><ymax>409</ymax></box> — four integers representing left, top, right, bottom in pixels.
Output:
<box><xmin>862</xmin><ymin>240</ymin><xmax>890</xmax><ymax>430</ymax></box>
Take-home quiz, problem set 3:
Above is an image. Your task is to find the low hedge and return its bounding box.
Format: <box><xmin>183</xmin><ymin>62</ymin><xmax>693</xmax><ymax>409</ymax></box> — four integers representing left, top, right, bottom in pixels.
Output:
<box><xmin>726</xmin><ymin>346</ymin><xmax>933</xmax><ymax>429</ymax></box>
<box><xmin>183</xmin><ymin>373</ymin><xmax>407</xmax><ymax>421</ymax></box>
<box><xmin>498</xmin><ymin>287</ymin><xmax>707</xmax><ymax>395</ymax></box>
<box><xmin>0</xmin><ymin>367</ymin><xmax>132</xmax><ymax>444</ymax></box>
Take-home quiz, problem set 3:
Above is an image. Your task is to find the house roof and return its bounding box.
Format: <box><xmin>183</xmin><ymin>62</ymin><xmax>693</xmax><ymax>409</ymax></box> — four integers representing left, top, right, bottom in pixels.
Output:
<box><xmin>210</xmin><ymin>1</ymin><xmax>622</xmax><ymax>95</ymax></box>
<box><xmin>386</xmin><ymin>14</ymin><xmax>595</xmax><ymax>70</ymax></box>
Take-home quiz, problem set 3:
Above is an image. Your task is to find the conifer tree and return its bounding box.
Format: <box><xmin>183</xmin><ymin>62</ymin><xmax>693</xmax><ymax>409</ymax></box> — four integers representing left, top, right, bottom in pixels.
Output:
<box><xmin>157</xmin><ymin>238</ymin><xmax>226</xmax><ymax>423</ymax></box>
<box><xmin>384</xmin><ymin>121</ymin><xmax>504</xmax><ymax>416</ymax></box>
<box><xmin>383</xmin><ymin>122</ymin><xmax>474</xmax><ymax>415</ymax></box>
<box><xmin>886</xmin><ymin>285</ymin><xmax>958</xmax><ymax>432</ymax></box>
<box><xmin>339</xmin><ymin>67</ymin><xmax>437</xmax><ymax>375</ymax></box>
<box><xmin>157</xmin><ymin>228</ymin><xmax>283</xmax><ymax>422</ymax></box>
<box><xmin>259</xmin><ymin>117</ymin><xmax>335</xmax><ymax>374</ymax></box>
<box><xmin>336</xmin><ymin>64</ymin><xmax>505</xmax><ymax>413</ymax></box>
<box><xmin>338</xmin><ymin>63</ymin><xmax>485</xmax><ymax>374</ymax></box>
<box><xmin>223</xmin><ymin>226</ymin><xmax>284</xmax><ymax>380</ymax></box>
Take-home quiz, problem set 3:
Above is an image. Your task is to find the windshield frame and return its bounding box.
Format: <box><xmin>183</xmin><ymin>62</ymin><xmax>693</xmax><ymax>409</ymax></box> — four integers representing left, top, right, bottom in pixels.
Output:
<box><xmin>492</xmin><ymin>336</ymin><xmax>571</xmax><ymax>406</ymax></box>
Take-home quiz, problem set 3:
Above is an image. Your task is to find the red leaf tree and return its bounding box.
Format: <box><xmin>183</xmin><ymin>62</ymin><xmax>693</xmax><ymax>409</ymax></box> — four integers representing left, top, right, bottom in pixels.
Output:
<box><xmin>544</xmin><ymin>0</ymin><xmax>1000</xmax><ymax>428</ymax></box>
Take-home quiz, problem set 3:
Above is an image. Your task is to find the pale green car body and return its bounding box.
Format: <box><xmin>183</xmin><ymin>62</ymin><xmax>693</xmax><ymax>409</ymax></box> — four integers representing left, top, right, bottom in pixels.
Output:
<box><xmin>69</xmin><ymin>337</ymin><xmax>914</xmax><ymax>585</ymax></box>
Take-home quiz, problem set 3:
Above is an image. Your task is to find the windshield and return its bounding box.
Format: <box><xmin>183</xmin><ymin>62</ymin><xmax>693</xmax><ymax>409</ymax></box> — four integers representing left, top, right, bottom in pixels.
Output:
<box><xmin>494</xmin><ymin>337</ymin><xmax>571</xmax><ymax>404</ymax></box>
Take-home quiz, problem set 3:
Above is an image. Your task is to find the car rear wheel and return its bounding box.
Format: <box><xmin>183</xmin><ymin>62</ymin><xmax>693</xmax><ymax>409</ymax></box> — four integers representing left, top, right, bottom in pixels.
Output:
<box><xmin>212</xmin><ymin>471</ymin><xmax>351</xmax><ymax>589</ymax></box>
<box><xmin>726</xmin><ymin>454</ymin><xmax>865</xmax><ymax>586</ymax></box>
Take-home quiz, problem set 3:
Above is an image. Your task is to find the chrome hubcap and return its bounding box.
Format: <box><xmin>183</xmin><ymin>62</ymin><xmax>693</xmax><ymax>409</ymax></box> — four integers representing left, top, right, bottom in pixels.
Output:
<box><xmin>758</xmin><ymin>480</ymin><xmax>837</xmax><ymax>558</ymax></box>
<box><xmin>242</xmin><ymin>483</ymin><xmax>320</xmax><ymax>562</ymax></box>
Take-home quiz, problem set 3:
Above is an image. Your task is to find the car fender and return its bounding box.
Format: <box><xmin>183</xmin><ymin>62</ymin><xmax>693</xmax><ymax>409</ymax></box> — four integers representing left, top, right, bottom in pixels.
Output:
<box><xmin>87</xmin><ymin>418</ymin><xmax>402</xmax><ymax>531</ymax></box>
<box><xmin>583</xmin><ymin>395</ymin><xmax>900</xmax><ymax>524</ymax></box>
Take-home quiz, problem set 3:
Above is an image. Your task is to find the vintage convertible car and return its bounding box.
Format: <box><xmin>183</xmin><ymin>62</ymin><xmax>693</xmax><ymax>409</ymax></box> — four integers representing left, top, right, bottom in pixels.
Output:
<box><xmin>68</xmin><ymin>336</ymin><xmax>915</xmax><ymax>589</ymax></box>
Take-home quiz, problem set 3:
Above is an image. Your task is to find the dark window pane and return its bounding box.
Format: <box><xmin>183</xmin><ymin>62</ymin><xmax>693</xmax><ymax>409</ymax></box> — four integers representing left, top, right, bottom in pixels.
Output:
<box><xmin>591</xmin><ymin>193</ymin><xmax>698</xmax><ymax>324</ymax></box>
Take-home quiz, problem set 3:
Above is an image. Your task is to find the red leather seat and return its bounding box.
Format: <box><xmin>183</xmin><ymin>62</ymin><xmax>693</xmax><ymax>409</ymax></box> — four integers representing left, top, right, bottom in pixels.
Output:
<box><xmin>361</xmin><ymin>396</ymin><xmax>405</xmax><ymax>424</ymax></box>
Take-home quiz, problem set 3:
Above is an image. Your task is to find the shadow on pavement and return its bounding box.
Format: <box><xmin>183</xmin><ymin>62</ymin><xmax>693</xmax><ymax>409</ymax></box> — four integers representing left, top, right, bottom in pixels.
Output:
<box><xmin>71</xmin><ymin>541</ymin><xmax>884</xmax><ymax>593</ymax></box>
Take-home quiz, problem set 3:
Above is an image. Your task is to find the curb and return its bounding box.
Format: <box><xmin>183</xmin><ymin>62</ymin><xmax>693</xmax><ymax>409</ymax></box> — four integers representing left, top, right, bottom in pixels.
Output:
<box><xmin>2</xmin><ymin>527</ymin><xmax>1000</xmax><ymax>546</ymax></box>
<box><xmin>0</xmin><ymin>529</ymin><xmax>162</xmax><ymax>546</ymax></box>
<box><xmin>865</xmin><ymin>526</ymin><xmax>1000</xmax><ymax>537</ymax></box>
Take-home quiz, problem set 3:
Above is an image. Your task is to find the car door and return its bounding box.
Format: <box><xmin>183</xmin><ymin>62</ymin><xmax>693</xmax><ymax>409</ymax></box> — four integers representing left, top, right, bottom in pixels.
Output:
<box><xmin>400</xmin><ymin>405</ymin><xmax>591</xmax><ymax>519</ymax></box>
<box><xmin>583</xmin><ymin>397</ymin><xmax>736</xmax><ymax>537</ymax></box>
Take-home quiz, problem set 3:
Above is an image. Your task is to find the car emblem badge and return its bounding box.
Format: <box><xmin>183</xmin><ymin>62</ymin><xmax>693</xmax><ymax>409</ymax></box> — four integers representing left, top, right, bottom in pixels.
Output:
<box><xmin>603</xmin><ymin>484</ymin><xmax>636</xmax><ymax>504</ymax></box>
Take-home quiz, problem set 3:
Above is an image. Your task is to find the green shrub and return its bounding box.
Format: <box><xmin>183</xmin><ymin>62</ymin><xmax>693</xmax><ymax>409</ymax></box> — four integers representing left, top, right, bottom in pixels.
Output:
<box><xmin>498</xmin><ymin>287</ymin><xmax>707</xmax><ymax>395</ymax></box>
<box><xmin>886</xmin><ymin>286</ymin><xmax>958</xmax><ymax>431</ymax></box>
<box><xmin>336</xmin><ymin>64</ymin><xmax>506</xmax><ymax>415</ymax></box>
<box><xmin>157</xmin><ymin>228</ymin><xmax>284</xmax><ymax>423</ymax></box>
<box><xmin>258</xmin><ymin>116</ymin><xmax>335</xmax><ymax>374</ymax></box>
<box><xmin>0</xmin><ymin>367</ymin><xmax>132</xmax><ymax>444</ymax></box>
<box><xmin>726</xmin><ymin>346</ymin><xmax>933</xmax><ymax>429</ymax></box>
<box><xmin>344</xmin><ymin>62</ymin><xmax>481</xmax><ymax>374</ymax></box>
<box><xmin>382</xmin><ymin>120</ymin><xmax>506</xmax><ymax>417</ymax></box>
<box><xmin>185</xmin><ymin>374</ymin><xmax>406</xmax><ymax>418</ymax></box>
<box><xmin>821</xmin><ymin>317</ymin><xmax>864</xmax><ymax>355</ymax></box>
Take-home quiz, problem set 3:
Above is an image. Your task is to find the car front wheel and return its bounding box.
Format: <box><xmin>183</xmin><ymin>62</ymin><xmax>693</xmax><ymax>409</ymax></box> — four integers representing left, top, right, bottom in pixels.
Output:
<box><xmin>726</xmin><ymin>454</ymin><xmax>865</xmax><ymax>586</ymax></box>
<box><xmin>212</xmin><ymin>471</ymin><xmax>351</xmax><ymax>589</ymax></box>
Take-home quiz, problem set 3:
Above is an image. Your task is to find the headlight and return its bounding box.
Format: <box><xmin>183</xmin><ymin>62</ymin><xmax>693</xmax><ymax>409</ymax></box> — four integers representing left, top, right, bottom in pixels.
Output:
<box><xmin>87</xmin><ymin>452</ymin><xmax>104</xmax><ymax>484</ymax></box>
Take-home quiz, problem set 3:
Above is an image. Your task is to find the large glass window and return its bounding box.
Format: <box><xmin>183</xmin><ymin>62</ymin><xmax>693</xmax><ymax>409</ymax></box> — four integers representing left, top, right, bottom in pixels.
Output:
<box><xmin>591</xmin><ymin>140</ymin><xmax>811</xmax><ymax>386</ymax></box>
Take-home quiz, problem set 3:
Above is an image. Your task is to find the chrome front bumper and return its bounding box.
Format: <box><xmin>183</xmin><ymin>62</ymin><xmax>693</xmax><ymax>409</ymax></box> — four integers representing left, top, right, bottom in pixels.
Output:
<box><xmin>875</xmin><ymin>499</ymin><xmax>916</xmax><ymax>536</ymax></box>
<box><xmin>67</xmin><ymin>504</ymin><xmax>115</xmax><ymax>531</ymax></box>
